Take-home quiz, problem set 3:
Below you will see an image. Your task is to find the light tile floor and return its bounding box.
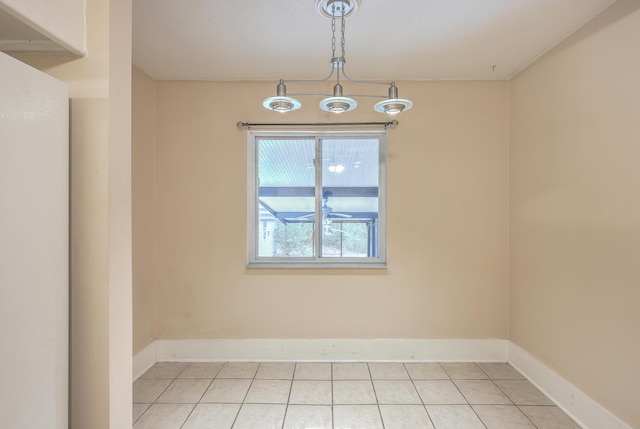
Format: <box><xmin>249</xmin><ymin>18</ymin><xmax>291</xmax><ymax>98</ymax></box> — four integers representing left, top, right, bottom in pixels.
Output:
<box><xmin>133</xmin><ymin>361</ymin><xmax>582</xmax><ymax>429</ymax></box>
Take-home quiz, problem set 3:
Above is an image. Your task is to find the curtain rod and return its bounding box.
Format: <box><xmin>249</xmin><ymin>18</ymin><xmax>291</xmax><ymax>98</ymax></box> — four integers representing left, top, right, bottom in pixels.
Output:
<box><xmin>237</xmin><ymin>120</ymin><xmax>398</xmax><ymax>130</ymax></box>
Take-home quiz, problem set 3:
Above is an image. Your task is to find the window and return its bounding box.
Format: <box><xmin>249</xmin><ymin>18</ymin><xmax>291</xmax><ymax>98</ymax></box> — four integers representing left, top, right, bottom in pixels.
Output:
<box><xmin>247</xmin><ymin>130</ymin><xmax>386</xmax><ymax>268</ymax></box>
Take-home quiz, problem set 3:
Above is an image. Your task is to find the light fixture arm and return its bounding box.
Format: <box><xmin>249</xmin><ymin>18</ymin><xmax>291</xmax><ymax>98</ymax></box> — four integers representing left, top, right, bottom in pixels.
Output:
<box><xmin>287</xmin><ymin>92</ymin><xmax>388</xmax><ymax>100</ymax></box>
<box><xmin>280</xmin><ymin>65</ymin><xmax>336</xmax><ymax>85</ymax></box>
<box><xmin>340</xmin><ymin>65</ymin><xmax>393</xmax><ymax>87</ymax></box>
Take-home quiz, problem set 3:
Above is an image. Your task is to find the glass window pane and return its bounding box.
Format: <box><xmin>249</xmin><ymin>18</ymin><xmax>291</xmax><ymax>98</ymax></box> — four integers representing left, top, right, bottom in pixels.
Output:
<box><xmin>321</xmin><ymin>221</ymin><xmax>369</xmax><ymax>257</ymax></box>
<box><xmin>257</xmin><ymin>138</ymin><xmax>315</xmax><ymax>258</ymax></box>
<box><xmin>321</xmin><ymin>138</ymin><xmax>379</xmax><ymax>258</ymax></box>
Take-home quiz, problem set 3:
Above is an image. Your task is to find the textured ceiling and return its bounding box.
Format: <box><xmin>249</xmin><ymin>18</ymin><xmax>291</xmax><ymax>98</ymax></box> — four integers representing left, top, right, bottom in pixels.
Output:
<box><xmin>133</xmin><ymin>0</ymin><xmax>615</xmax><ymax>81</ymax></box>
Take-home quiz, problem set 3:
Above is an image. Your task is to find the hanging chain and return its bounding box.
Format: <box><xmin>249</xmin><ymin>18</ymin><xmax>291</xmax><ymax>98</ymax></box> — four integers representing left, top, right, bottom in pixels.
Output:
<box><xmin>330</xmin><ymin>2</ymin><xmax>347</xmax><ymax>60</ymax></box>
<box><xmin>341</xmin><ymin>8</ymin><xmax>346</xmax><ymax>59</ymax></box>
<box><xmin>329</xmin><ymin>2</ymin><xmax>348</xmax><ymax>84</ymax></box>
<box><xmin>331</xmin><ymin>11</ymin><xmax>336</xmax><ymax>59</ymax></box>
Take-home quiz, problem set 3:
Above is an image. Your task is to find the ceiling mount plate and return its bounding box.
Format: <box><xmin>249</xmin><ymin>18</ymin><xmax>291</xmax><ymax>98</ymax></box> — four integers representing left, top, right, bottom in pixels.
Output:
<box><xmin>315</xmin><ymin>0</ymin><xmax>361</xmax><ymax>18</ymax></box>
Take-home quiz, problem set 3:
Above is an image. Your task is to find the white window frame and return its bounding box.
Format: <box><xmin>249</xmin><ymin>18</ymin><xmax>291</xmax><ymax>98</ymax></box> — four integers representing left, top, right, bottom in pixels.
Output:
<box><xmin>247</xmin><ymin>130</ymin><xmax>387</xmax><ymax>268</ymax></box>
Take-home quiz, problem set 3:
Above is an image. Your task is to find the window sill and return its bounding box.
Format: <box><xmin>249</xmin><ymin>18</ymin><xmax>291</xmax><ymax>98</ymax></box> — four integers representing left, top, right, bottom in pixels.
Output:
<box><xmin>246</xmin><ymin>262</ymin><xmax>387</xmax><ymax>269</ymax></box>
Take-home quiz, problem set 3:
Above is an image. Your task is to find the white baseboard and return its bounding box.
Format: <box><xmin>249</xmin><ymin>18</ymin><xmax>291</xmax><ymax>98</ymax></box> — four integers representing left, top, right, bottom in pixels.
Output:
<box><xmin>133</xmin><ymin>338</ymin><xmax>507</xmax><ymax>380</ymax></box>
<box><xmin>133</xmin><ymin>341</ymin><xmax>157</xmax><ymax>381</ymax></box>
<box><xmin>509</xmin><ymin>342</ymin><xmax>632</xmax><ymax>429</ymax></box>
<box><xmin>153</xmin><ymin>338</ymin><xmax>508</xmax><ymax>362</ymax></box>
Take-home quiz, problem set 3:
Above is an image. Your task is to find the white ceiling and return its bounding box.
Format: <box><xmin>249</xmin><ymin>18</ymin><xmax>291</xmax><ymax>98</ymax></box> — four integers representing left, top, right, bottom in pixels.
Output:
<box><xmin>133</xmin><ymin>0</ymin><xmax>615</xmax><ymax>81</ymax></box>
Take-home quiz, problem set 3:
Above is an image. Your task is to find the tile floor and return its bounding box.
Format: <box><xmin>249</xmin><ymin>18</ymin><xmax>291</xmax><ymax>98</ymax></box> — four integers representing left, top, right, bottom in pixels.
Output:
<box><xmin>133</xmin><ymin>361</ymin><xmax>582</xmax><ymax>429</ymax></box>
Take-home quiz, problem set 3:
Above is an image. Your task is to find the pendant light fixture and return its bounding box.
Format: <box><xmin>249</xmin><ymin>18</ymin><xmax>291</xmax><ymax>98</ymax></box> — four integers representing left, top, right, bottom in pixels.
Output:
<box><xmin>262</xmin><ymin>0</ymin><xmax>413</xmax><ymax>115</ymax></box>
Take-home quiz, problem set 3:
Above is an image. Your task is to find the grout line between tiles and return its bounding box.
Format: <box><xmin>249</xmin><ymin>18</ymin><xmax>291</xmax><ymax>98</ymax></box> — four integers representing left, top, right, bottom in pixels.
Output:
<box><xmin>367</xmin><ymin>363</ymin><xmax>386</xmax><ymax>429</ymax></box>
<box><xmin>177</xmin><ymin>374</ymin><xmax>217</xmax><ymax>428</ymax></box>
<box><xmin>280</xmin><ymin>362</ymin><xmax>295</xmax><ymax>429</ymax></box>
<box><xmin>331</xmin><ymin>362</ymin><xmax>335</xmax><ymax>429</ymax></box>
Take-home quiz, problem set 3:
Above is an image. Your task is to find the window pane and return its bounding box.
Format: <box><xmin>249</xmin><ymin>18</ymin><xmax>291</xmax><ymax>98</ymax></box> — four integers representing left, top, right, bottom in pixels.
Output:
<box><xmin>321</xmin><ymin>138</ymin><xmax>379</xmax><ymax>258</ymax></box>
<box><xmin>257</xmin><ymin>138</ymin><xmax>315</xmax><ymax>258</ymax></box>
<box><xmin>321</xmin><ymin>221</ymin><xmax>369</xmax><ymax>257</ymax></box>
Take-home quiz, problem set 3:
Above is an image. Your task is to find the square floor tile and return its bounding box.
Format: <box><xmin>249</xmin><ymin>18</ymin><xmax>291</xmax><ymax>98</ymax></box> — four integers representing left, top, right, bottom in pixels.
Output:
<box><xmin>133</xmin><ymin>378</ymin><xmax>173</xmax><ymax>403</ymax></box>
<box><xmin>405</xmin><ymin>363</ymin><xmax>449</xmax><ymax>380</ymax></box>
<box><xmin>379</xmin><ymin>404</ymin><xmax>435</xmax><ymax>429</ymax></box>
<box><xmin>519</xmin><ymin>406</ymin><xmax>582</xmax><ymax>429</ymax></box>
<box><xmin>232</xmin><ymin>403</ymin><xmax>286</xmax><ymax>429</ymax></box>
<box><xmin>473</xmin><ymin>405</ymin><xmax>536</xmax><ymax>429</ymax></box>
<box><xmin>413</xmin><ymin>380</ymin><xmax>467</xmax><ymax>405</ymax></box>
<box><xmin>244</xmin><ymin>379</ymin><xmax>292</xmax><ymax>404</ymax></box>
<box><xmin>283</xmin><ymin>405</ymin><xmax>332</xmax><ymax>429</ymax></box>
<box><xmin>495</xmin><ymin>380</ymin><xmax>554</xmax><ymax>405</ymax></box>
<box><xmin>477</xmin><ymin>363</ymin><xmax>525</xmax><ymax>380</ymax></box>
<box><xmin>334</xmin><ymin>405</ymin><xmax>384</xmax><ymax>429</ymax></box>
<box><xmin>441</xmin><ymin>363</ymin><xmax>488</xmax><ymax>379</ymax></box>
<box><xmin>333</xmin><ymin>380</ymin><xmax>377</xmax><ymax>404</ymax></box>
<box><xmin>426</xmin><ymin>404</ymin><xmax>485</xmax><ymax>429</ymax></box>
<box><xmin>294</xmin><ymin>363</ymin><xmax>332</xmax><ymax>380</ymax></box>
<box><xmin>289</xmin><ymin>380</ymin><xmax>332</xmax><ymax>405</ymax></box>
<box><xmin>200</xmin><ymin>378</ymin><xmax>251</xmax><ymax>403</ymax></box>
<box><xmin>140</xmin><ymin>362</ymin><xmax>188</xmax><ymax>379</ymax></box>
<box><xmin>255</xmin><ymin>362</ymin><xmax>296</xmax><ymax>379</ymax></box>
<box><xmin>216</xmin><ymin>362</ymin><xmax>259</xmax><ymax>379</ymax></box>
<box><xmin>133</xmin><ymin>404</ymin><xmax>151</xmax><ymax>423</ymax></box>
<box><xmin>133</xmin><ymin>403</ymin><xmax>194</xmax><ymax>429</ymax></box>
<box><xmin>156</xmin><ymin>378</ymin><xmax>211</xmax><ymax>404</ymax></box>
<box><xmin>333</xmin><ymin>362</ymin><xmax>371</xmax><ymax>380</ymax></box>
<box><xmin>131</xmin><ymin>361</ymin><xmax>582</xmax><ymax>429</ymax></box>
<box><xmin>181</xmin><ymin>403</ymin><xmax>240</xmax><ymax>429</ymax></box>
<box><xmin>178</xmin><ymin>362</ymin><xmax>224</xmax><ymax>379</ymax></box>
<box><xmin>369</xmin><ymin>363</ymin><xmax>410</xmax><ymax>380</ymax></box>
<box><xmin>373</xmin><ymin>380</ymin><xmax>422</xmax><ymax>404</ymax></box>
<box><xmin>454</xmin><ymin>380</ymin><xmax>512</xmax><ymax>405</ymax></box>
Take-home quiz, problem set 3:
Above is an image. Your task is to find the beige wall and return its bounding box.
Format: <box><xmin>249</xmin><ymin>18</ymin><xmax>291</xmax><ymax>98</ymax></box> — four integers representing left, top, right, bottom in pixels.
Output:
<box><xmin>35</xmin><ymin>0</ymin><xmax>132</xmax><ymax>428</ymax></box>
<box><xmin>133</xmin><ymin>65</ymin><xmax>157</xmax><ymax>353</ymax></box>
<box><xmin>509</xmin><ymin>1</ymin><xmax>640</xmax><ymax>427</ymax></box>
<box><xmin>149</xmin><ymin>79</ymin><xmax>509</xmax><ymax>340</ymax></box>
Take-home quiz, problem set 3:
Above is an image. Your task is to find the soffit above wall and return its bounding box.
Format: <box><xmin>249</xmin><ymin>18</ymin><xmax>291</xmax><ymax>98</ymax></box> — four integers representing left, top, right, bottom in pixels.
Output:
<box><xmin>0</xmin><ymin>8</ymin><xmax>80</xmax><ymax>56</ymax></box>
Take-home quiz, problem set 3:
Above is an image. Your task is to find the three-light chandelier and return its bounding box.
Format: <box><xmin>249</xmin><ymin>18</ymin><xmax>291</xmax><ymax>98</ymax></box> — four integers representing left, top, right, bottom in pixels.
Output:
<box><xmin>262</xmin><ymin>0</ymin><xmax>413</xmax><ymax>115</ymax></box>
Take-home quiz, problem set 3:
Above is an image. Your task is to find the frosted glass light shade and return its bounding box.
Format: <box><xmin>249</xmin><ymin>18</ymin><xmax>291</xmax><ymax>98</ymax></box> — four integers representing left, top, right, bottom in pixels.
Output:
<box><xmin>319</xmin><ymin>96</ymin><xmax>357</xmax><ymax>113</ymax></box>
<box><xmin>374</xmin><ymin>98</ymin><xmax>413</xmax><ymax>114</ymax></box>
<box><xmin>263</xmin><ymin>96</ymin><xmax>302</xmax><ymax>112</ymax></box>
